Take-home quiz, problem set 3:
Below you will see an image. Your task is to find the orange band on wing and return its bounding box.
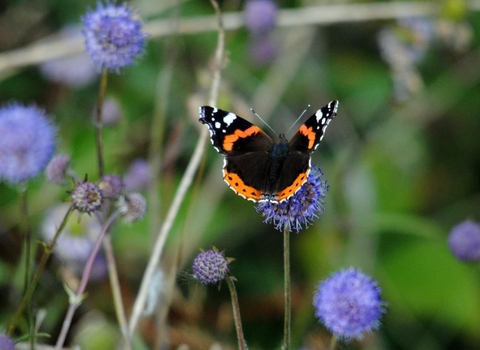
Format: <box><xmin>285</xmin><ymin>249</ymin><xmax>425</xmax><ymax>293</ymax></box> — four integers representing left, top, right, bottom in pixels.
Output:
<box><xmin>276</xmin><ymin>170</ymin><xmax>309</xmax><ymax>202</ymax></box>
<box><xmin>223</xmin><ymin>169</ymin><xmax>263</xmax><ymax>201</ymax></box>
<box><xmin>298</xmin><ymin>125</ymin><xmax>316</xmax><ymax>150</ymax></box>
<box><xmin>222</xmin><ymin>126</ymin><xmax>262</xmax><ymax>152</ymax></box>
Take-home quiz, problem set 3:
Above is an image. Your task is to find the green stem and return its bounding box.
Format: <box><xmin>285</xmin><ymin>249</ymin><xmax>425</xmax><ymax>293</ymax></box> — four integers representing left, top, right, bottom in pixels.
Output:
<box><xmin>283</xmin><ymin>225</ymin><xmax>291</xmax><ymax>350</ymax></box>
<box><xmin>8</xmin><ymin>205</ymin><xmax>73</xmax><ymax>336</ymax></box>
<box><xmin>329</xmin><ymin>335</ymin><xmax>338</xmax><ymax>350</ymax></box>
<box><xmin>226</xmin><ymin>275</ymin><xmax>247</xmax><ymax>350</ymax></box>
<box><xmin>95</xmin><ymin>69</ymin><xmax>108</xmax><ymax>178</ymax></box>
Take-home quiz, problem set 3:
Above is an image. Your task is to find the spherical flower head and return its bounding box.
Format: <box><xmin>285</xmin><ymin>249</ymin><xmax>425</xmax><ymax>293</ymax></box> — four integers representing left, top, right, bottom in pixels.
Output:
<box><xmin>313</xmin><ymin>268</ymin><xmax>386</xmax><ymax>341</ymax></box>
<box><xmin>123</xmin><ymin>159</ymin><xmax>151</xmax><ymax>191</ymax></box>
<box><xmin>120</xmin><ymin>192</ymin><xmax>147</xmax><ymax>223</ymax></box>
<box><xmin>244</xmin><ymin>0</ymin><xmax>278</xmax><ymax>34</ymax></box>
<box><xmin>192</xmin><ymin>249</ymin><xmax>229</xmax><ymax>285</ymax></box>
<box><xmin>448</xmin><ymin>220</ymin><xmax>480</xmax><ymax>261</ymax></box>
<box><xmin>0</xmin><ymin>103</ymin><xmax>56</xmax><ymax>184</ymax></box>
<box><xmin>45</xmin><ymin>154</ymin><xmax>71</xmax><ymax>185</ymax></box>
<box><xmin>82</xmin><ymin>2</ymin><xmax>147</xmax><ymax>71</ymax></box>
<box><xmin>0</xmin><ymin>334</ymin><xmax>15</xmax><ymax>350</ymax></box>
<box><xmin>99</xmin><ymin>174</ymin><xmax>124</xmax><ymax>199</ymax></box>
<box><xmin>71</xmin><ymin>181</ymin><xmax>103</xmax><ymax>213</ymax></box>
<box><xmin>255</xmin><ymin>166</ymin><xmax>328</xmax><ymax>232</ymax></box>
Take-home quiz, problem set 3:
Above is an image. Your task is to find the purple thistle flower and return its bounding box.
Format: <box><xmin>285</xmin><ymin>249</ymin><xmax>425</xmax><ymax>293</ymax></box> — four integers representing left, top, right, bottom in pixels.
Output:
<box><xmin>0</xmin><ymin>103</ymin><xmax>56</xmax><ymax>184</ymax></box>
<box><xmin>313</xmin><ymin>268</ymin><xmax>386</xmax><ymax>341</ymax></box>
<box><xmin>121</xmin><ymin>192</ymin><xmax>147</xmax><ymax>223</ymax></box>
<box><xmin>244</xmin><ymin>0</ymin><xmax>278</xmax><ymax>34</ymax></box>
<box><xmin>255</xmin><ymin>166</ymin><xmax>328</xmax><ymax>232</ymax></box>
<box><xmin>0</xmin><ymin>334</ymin><xmax>15</xmax><ymax>350</ymax></box>
<box><xmin>123</xmin><ymin>159</ymin><xmax>151</xmax><ymax>191</ymax></box>
<box><xmin>45</xmin><ymin>154</ymin><xmax>71</xmax><ymax>185</ymax></box>
<box><xmin>192</xmin><ymin>249</ymin><xmax>229</xmax><ymax>285</ymax></box>
<box><xmin>70</xmin><ymin>181</ymin><xmax>103</xmax><ymax>213</ymax></box>
<box><xmin>99</xmin><ymin>174</ymin><xmax>124</xmax><ymax>199</ymax></box>
<box><xmin>82</xmin><ymin>2</ymin><xmax>147</xmax><ymax>71</ymax></box>
<box><xmin>448</xmin><ymin>220</ymin><xmax>480</xmax><ymax>262</ymax></box>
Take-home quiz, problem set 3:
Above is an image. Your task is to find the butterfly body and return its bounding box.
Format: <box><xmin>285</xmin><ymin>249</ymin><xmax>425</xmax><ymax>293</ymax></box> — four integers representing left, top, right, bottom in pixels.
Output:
<box><xmin>199</xmin><ymin>100</ymin><xmax>338</xmax><ymax>202</ymax></box>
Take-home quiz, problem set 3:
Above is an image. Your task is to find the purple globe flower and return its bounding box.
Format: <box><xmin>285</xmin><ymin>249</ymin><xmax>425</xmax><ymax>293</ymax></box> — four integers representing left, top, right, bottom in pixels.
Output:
<box><xmin>448</xmin><ymin>220</ymin><xmax>480</xmax><ymax>262</ymax></box>
<box><xmin>123</xmin><ymin>159</ymin><xmax>151</xmax><ymax>191</ymax></box>
<box><xmin>45</xmin><ymin>154</ymin><xmax>71</xmax><ymax>185</ymax></box>
<box><xmin>244</xmin><ymin>0</ymin><xmax>278</xmax><ymax>34</ymax></box>
<box><xmin>192</xmin><ymin>249</ymin><xmax>229</xmax><ymax>285</ymax></box>
<box><xmin>0</xmin><ymin>335</ymin><xmax>15</xmax><ymax>350</ymax></box>
<box><xmin>255</xmin><ymin>166</ymin><xmax>328</xmax><ymax>232</ymax></box>
<box><xmin>99</xmin><ymin>174</ymin><xmax>124</xmax><ymax>199</ymax></box>
<box><xmin>70</xmin><ymin>181</ymin><xmax>103</xmax><ymax>213</ymax></box>
<box><xmin>0</xmin><ymin>103</ymin><xmax>56</xmax><ymax>184</ymax></box>
<box><xmin>82</xmin><ymin>2</ymin><xmax>147</xmax><ymax>71</ymax></box>
<box><xmin>313</xmin><ymin>268</ymin><xmax>386</xmax><ymax>341</ymax></box>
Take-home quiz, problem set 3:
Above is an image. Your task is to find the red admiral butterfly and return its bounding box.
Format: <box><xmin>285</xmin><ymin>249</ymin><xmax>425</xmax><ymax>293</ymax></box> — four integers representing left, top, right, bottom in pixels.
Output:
<box><xmin>199</xmin><ymin>100</ymin><xmax>339</xmax><ymax>203</ymax></box>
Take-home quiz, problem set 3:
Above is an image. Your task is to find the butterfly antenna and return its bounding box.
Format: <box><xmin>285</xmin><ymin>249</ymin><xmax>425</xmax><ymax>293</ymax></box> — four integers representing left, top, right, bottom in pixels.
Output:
<box><xmin>250</xmin><ymin>108</ymin><xmax>278</xmax><ymax>136</ymax></box>
<box><xmin>286</xmin><ymin>105</ymin><xmax>310</xmax><ymax>135</ymax></box>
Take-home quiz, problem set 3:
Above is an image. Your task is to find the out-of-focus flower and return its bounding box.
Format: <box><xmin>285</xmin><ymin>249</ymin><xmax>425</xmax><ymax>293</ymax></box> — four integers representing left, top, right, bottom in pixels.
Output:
<box><xmin>98</xmin><ymin>97</ymin><xmax>123</xmax><ymax>126</ymax></box>
<box><xmin>70</xmin><ymin>181</ymin><xmax>103</xmax><ymax>213</ymax></box>
<box><xmin>99</xmin><ymin>174</ymin><xmax>124</xmax><ymax>199</ymax></box>
<box><xmin>249</xmin><ymin>35</ymin><xmax>278</xmax><ymax>65</ymax></box>
<box><xmin>39</xmin><ymin>26</ymin><xmax>98</xmax><ymax>88</ymax></box>
<box><xmin>45</xmin><ymin>154</ymin><xmax>71</xmax><ymax>185</ymax></box>
<box><xmin>42</xmin><ymin>204</ymin><xmax>106</xmax><ymax>281</ymax></box>
<box><xmin>244</xmin><ymin>0</ymin><xmax>278</xmax><ymax>35</ymax></box>
<box><xmin>0</xmin><ymin>334</ymin><xmax>15</xmax><ymax>350</ymax></box>
<box><xmin>255</xmin><ymin>166</ymin><xmax>328</xmax><ymax>232</ymax></box>
<box><xmin>82</xmin><ymin>2</ymin><xmax>147</xmax><ymax>71</ymax></box>
<box><xmin>123</xmin><ymin>159</ymin><xmax>151</xmax><ymax>191</ymax></box>
<box><xmin>120</xmin><ymin>192</ymin><xmax>147</xmax><ymax>223</ymax></box>
<box><xmin>313</xmin><ymin>268</ymin><xmax>386</xmax><ymax>341</ymax></box>
<box><xmin>192</xmin><ymin>249</ymin><xmax>229</xmax><ymax>285</ymax></box>
<box><xmin>448</xmin><ymin>220</ymin><xmax>480</xmax><ymax>262</ymax></box>
<box><xmin>0</xmin><ymin>103</ymin><xmax>56</xmax><ymax>184</ymax></box>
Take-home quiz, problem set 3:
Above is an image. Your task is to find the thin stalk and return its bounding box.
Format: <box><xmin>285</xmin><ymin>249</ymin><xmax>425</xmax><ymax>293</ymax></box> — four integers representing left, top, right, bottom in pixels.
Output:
<box><xmin>329</xmin><ymin>335</ymin><xmax>338</xmax><ymax>350</ymax></box>
<box><xmin>55</xmin><ymin>208</ymin><xmax>125</xmax><ymax>350</ymax></box>
<box><xmin>282</xmin><ymin>225</ymin><xmax>291</xmax><ymax>350</ymax></box>
<box><xmin>8</xmin><ymin>205</ymin><xmax>73</xmax><ymax>336</ymax></box>
<box><xmin>95</xmin><ymin>69</ymin><xmax>108</xmax><ymax>178</ymax></box>
<box><xmin>225</xmin><ymin>275</ymin><xmax>247</xmax><ymax>350</ymax></box>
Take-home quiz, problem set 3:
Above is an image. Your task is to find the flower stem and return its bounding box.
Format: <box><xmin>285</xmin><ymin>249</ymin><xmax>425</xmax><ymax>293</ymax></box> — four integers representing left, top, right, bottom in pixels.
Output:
<box><xmin>55</xmin><ymin>208</ymin><xmax>124</xmax><ymax>350</ymax></box>
<box><xmin>8</xmin><ymin>204</ymin><xmax>73</xmax><ymax>336</ymax></box>
<box><xmin>95</xmin><ymin>69</ymin><xmax>108</xmax><ymax>178</ymax></box>
<box><xmin>329</xmin><ymin>335</ymin><xmax>338</xmax><ymax>350</ymax></box>
<box><xmin>225</xmin><ymin>275</ymin><xmax>247</xmax><ymax>350</ymax></box>
<box><xmin>283</xmin><ymin>225</ymin><xmax>291</xmax><ymax>350</ymax></box>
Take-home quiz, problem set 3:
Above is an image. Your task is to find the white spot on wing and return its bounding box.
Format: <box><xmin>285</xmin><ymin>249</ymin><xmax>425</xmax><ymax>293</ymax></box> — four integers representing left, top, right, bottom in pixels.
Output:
<box><xmin>223</xmin><ymin>113</ymin><xmax>237</xmax><ymax>127</ymax></box>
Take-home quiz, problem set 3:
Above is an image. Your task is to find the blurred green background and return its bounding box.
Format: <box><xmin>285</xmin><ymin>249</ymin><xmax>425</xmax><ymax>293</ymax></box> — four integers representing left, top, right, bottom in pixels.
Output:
<box><xmin>1</xmin><ymin>0</ymin><xmax>480</xmax><ymax>349</ymax></box>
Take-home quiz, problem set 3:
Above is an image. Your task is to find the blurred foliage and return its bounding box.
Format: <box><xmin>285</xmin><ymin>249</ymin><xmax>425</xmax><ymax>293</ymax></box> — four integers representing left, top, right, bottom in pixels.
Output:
<box><xmin>1</xmin><ymin>0</ymin><xmax>480</xmax><ymax>349</ymax></box>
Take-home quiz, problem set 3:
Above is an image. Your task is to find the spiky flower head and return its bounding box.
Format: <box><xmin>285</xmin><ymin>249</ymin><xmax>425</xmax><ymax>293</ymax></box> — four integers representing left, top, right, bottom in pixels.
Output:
<box><xmin>448</xmin><ymin>220</ymin><xmax>480</xmax><ymax>262</ymax></box>
<box><xmin>82</xmin><ymin>2</ymin><xmax>147</xmax><ymax>71</ymax></box>
<box><xmin>99</xmin><ymin>174</ymin><xmax>124</xmax><ymax>199</ymax></box>
<box><xmin>120</xmin><ymin>192</ymin><xmax>147</xmax><ymax>223</ymax></box>
<box><xmin>244</xmin><ymin>0</ymin><xmax>278</xmax><ymax>34</ymax></box>
<box><xmin>313</xmin><ymin>268</ymin><xmax>386</xmax><ymax>341</ymax></box>
<box><xmin>0</xmin><ymin>103</ymin><xmax>56</xmax><ymax>184</ymax></box>
<box><xmin>255</xmin><ymin>166</ymin><xmax>328</xmax><ymax>232</ymax></box>
<box><xmin>71</xmin><ymin>181</ymin><xmax>103</xmax><ymax>213</ymax></box>
<box><xmin>45</xmin><ymin>154</ymin><xmax>71</xmax><ymax>185</ymax></box>
<box><xmin>192</xmin><ymin>249</ymin><xmax>229</xmax><ymax>285</ymax></box>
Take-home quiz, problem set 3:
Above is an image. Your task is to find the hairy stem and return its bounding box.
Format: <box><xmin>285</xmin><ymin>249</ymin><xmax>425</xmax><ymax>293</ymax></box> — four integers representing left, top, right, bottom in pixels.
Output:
<box><xmin>226</xmin><ymin>275</ymin><xmax>247</xmax><ymax>350</ymax></box>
